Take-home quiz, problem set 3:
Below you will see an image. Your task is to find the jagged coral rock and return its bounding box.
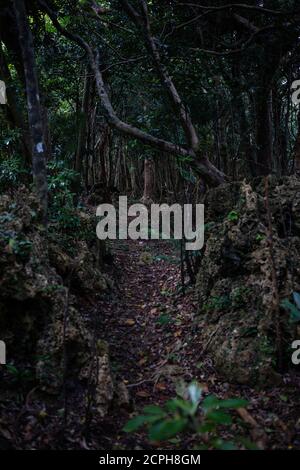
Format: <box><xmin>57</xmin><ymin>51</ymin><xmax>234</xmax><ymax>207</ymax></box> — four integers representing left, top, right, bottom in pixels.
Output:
<box><xmin>0</xmin><ymin>189</ymin><xmax>111</xmax><ymax>405</ymax></box>
<box><xmin>196</xmin><ymin>177</ymin><xmax>300</xmax><ymax>386</ymax></box>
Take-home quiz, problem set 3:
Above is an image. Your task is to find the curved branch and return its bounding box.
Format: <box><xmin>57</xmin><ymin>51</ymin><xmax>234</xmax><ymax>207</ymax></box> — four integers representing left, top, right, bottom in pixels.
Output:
<box><xmin>39</xmin><ymin>0</ymin><xmax>226</xmax><ymax>186</ymax></box>
<box><xmin>121</xmin><ymin>0</ymin><xmax>199</xmax><ymax>152</ymax></box>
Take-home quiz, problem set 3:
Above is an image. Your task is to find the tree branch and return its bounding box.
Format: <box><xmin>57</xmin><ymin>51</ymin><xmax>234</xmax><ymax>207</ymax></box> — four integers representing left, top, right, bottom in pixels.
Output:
<box><xmin>39</xmin><ymin>0</ymin><xmax>226</xmax><ymax>186</ymax></box>
<box><xmin>121</xmin><ymin>0</ymin><xmax>199</xmax><ymax>152</ymax></box>
<box><xmin>178</xmin><ymin>3</ymin><xmax>290</xmax><ymax>16</ymax></box>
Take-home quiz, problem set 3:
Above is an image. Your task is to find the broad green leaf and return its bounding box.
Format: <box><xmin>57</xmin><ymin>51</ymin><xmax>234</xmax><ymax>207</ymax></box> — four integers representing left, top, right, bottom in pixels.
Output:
<box><xmin>206</xmin><ymin>410</ymin><xmax>232</xmax><ymax>425</ymax></box>
<box><xmin>202</xmin><ymin>395</ymin><xmax>220</xmax><ymax>411</ymax></box>
<box><xmin>144</xmin><ymin>414</ymin><xmax>165</xmax><ymax>424</ymax></box>
<box><xmin>143</xmin><ymin>405</ymin><xmax>165</xmax><ymax>416</ymax></box>
<box><xmin>123</xmin><ymin>415</ymin><xmax>147</xmax><ymax>433</ymax></box>
<box><xmin>149</xmin><ymin>418</ymin><xmax>187</xmax><ymax>441</ymax></box>
<box><xmin>166</xmin><ymin>398</ymin><xmax>193</xmax><ymax>414</ymax></box>
<box><xmin>218</xmin><ymin>398</ymin><xmax>249</xmax><ymax>409</ymax></box>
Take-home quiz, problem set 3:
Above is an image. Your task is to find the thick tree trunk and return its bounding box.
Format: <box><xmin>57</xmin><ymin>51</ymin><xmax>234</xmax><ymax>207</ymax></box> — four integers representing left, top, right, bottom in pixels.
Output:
<box><xmin>238</xmin><ymin>94</ymin><xmax>256</xmax><ymax>177</ymax></box>
<box><xmin>0</xmin><ymin>42</ymin><xmax>31</xmax><ymax>164</ymax></box>
<box><xmin>95</xmin><ymin>124</ymin><xmax>110</xmax><ymax>187</ymax></box>
<box><xmin>255</xmin><ymin>88</ymin><xmax>273</xmax><ymax>176</ymax></box>
<box><xmin>273</xmin><ymin>87</ymin><xmax>287</xmax><ymax>175</ymax></box>
<box><xmin>13</xmin><ymin>0</ymin><xmax>48</xmax><ymax>223</ymax></box>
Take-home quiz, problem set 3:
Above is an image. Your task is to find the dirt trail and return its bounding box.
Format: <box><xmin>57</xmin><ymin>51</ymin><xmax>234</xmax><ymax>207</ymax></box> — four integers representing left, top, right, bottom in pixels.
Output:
<box><xmin>95</xmin><ymin>238</ymin><xmax>199</xmax><ymax>448</ymax></box>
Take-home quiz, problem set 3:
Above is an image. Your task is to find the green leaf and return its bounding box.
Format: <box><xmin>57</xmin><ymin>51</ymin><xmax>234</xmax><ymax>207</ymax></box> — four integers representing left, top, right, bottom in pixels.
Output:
<box><xmin>123</xmin><ymin>415</ymin><xmax>147</xmax><ymax>432</ymax></box>
<box><xmin>197</xmin><ymin>422</ymin><xmax>216</xmax><ymax>433</ymax></box>
<box><xmin>202</xmin><ymin>395</ymin><xmax>220</xmax><ymax>411</ymax></box>
<box><xmin>281</xmin><ymin>299</ymin><xmax>300</xmax><ymax>322</ymax></box>
<box><xmin>143</xmin><ymin>405</ymin><xmax>165</xmax><ymax>416</ymax></box>
<box><xmin>5</xmin><ymin>364</ymin><xmax>18</xmax><ymax>375</ymax></box>
<box><xmin>206</xmin><ymin>410</ymin><xmax>232</xmax><ymax>425</ymax></box>
<box><xmin>156</xmin><ymin>314</ymin><xmax>173</xmax><ymax>325</ymax></box>
<box><xmin>218</xmin><ymin>398</ymin><xmax>249</xmax><ymax>409</ymax></box>
<box><xmin>166</xmin><ymin>398</ymin><xmax>193</xmax><ymax>414</ymax></box>
<box><xmin>144</xmin><ymin>414</ymin><xmax>165</xmax><ymax>424</ymax></box>
<box><xmin>214</xmin><ymin>439</ymin><xmax>237</xmax><ymax>450</ymax></box>
<box><xmin>149</xmin><ymin>418</ymin><xmax>187</xmax><ymax>442</ymax></box>
<box><xmin>227</xmin><ymin>210</ymin><xmax>239</xmax><ymax>222</ymax></box>
<box><xmin>239</xmin><ymin>437</ymin><xmax>259</xmax><ymax>450</ymax></box>
<box><xmin>279</xmin><ymin>395</ymin><xmax>288</xmax><ymax>403</ymax></box>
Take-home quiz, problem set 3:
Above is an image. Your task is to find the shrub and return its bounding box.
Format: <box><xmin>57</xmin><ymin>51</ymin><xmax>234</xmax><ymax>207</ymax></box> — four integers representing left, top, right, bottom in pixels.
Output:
<box><xmin>124</xmin><ymin>382</ymin><xmax>250</xmax><ymax>449</ymax></box>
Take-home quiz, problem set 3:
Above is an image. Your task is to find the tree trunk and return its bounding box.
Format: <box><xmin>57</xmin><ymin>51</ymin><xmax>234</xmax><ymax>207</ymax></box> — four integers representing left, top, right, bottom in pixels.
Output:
<box><xmin>255</xmin><ymin>87</ymin><xmax>273</xmax><ymax>176</ymax></box>
<box><xmin>238</xmin><ymin>94</ymin><xmax>256</xmax><ymax>177</ymax></box>
<box><xmin>75</xmin><ymin>68</ymin><xmax>91</xmax><ymax>175</ymax></box>
<box><xmin>13</xmin><ymin>0</ymin><xmax>48</xmax><ymax>223</ymax></box>
<box><xmin>41</xmin><ymin>103</ymin><xmax>52</xmax><ymax>161</ymax></box>
<box><xmin>0</xmin><ymin>42</ymin><xmax>31</xmax><ymax>164</ymax></box>
<box><xmin>141</xmin><ymin>158</ymin><xmax>154</xmax><ymax>204</ymax></box>
<box><xmin>273</xmin><ymin>87</ymin><xmax>287</xmax><ymax>175</ymax></box>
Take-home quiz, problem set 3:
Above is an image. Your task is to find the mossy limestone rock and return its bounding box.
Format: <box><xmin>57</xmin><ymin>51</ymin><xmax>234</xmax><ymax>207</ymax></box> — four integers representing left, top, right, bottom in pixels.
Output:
<box><xmin>196</xmin><ymin>177</ymin><xmax>300</xmax><ymax>386</ymax></box>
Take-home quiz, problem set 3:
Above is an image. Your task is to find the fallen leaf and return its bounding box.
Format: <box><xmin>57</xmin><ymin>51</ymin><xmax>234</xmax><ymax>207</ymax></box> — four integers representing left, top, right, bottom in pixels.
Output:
<box><xmin>155</xmin><ymin>382</ymin><xmax>167</xmax><ymax>391</ymax></box>
<box><xmin>136</xmin><ymin>390</ymin><xmax>150</xmax><ymax>397</ymax></box>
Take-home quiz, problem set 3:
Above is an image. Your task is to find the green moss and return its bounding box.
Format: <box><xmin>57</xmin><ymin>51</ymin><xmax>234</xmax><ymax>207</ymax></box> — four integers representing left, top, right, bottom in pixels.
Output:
<box><xmin>0</xmin><ymin>231</ymin><xmax>32</xmax><ymax>262</ymax></box>
<box><xmin>230</xmin><ymin>287</ymin><xmax>251</xmax><ymax>308</ymax></box>
<box><xmin>203</xmin><ymin>295</ymin><xmax>231</xmax><ymax>312</ymax></box>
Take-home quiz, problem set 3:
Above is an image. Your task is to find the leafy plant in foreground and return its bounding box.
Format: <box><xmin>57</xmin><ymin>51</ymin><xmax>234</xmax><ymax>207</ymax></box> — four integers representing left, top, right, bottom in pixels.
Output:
<box><xmin>124</xmin><ymin>382</ymin><xmax>249</xmax><ymax>449</ymax></box>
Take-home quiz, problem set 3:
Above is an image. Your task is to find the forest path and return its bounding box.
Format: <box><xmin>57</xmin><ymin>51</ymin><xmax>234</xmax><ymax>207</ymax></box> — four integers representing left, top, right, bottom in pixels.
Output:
<box><xmin>96</xmin><ymin>238</ymin><xmax>201</xmax><ymax>449</ymax></box>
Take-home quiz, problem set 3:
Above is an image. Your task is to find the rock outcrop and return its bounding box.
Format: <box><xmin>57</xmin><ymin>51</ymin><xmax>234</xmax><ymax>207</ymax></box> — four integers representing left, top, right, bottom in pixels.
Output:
<box><xmin>196</xmin><ymin>176</ymin><xmax>300</xmax><ymax>386</ymax></box>
<box><xmin>0</xmin><ymin>188</ymin><xmax>119</xmax><ymax>416</ymax></box>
